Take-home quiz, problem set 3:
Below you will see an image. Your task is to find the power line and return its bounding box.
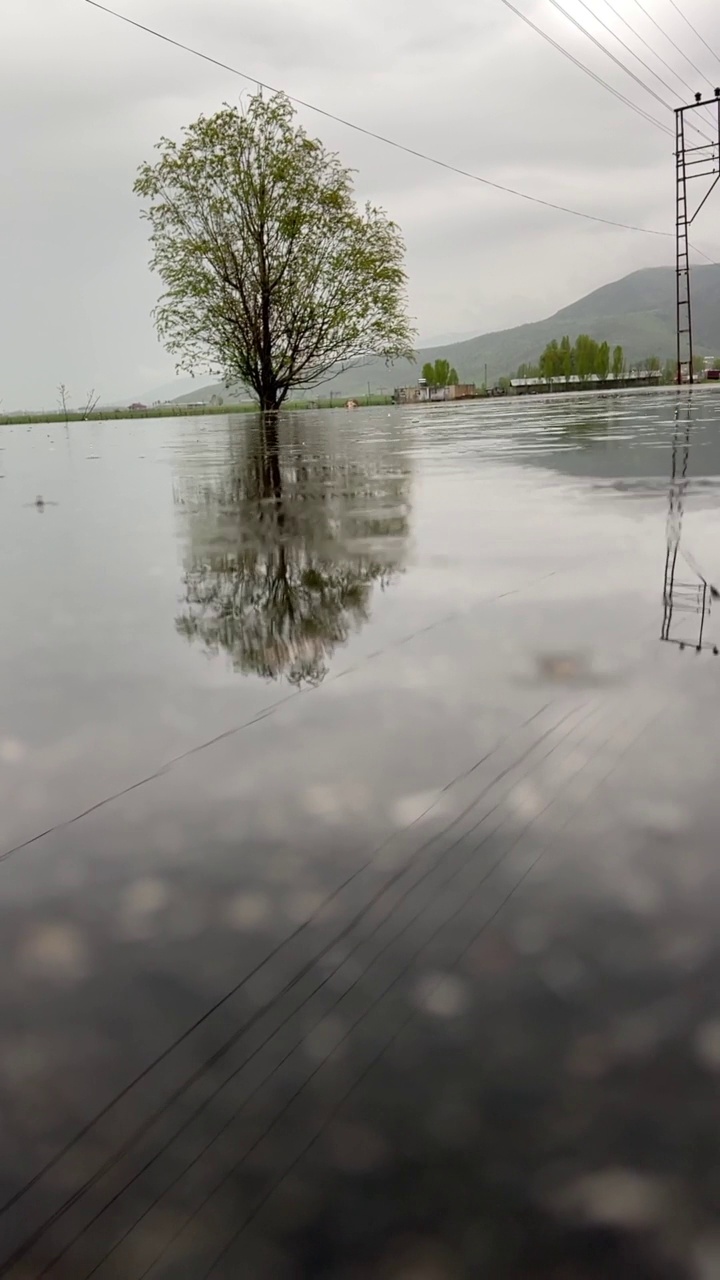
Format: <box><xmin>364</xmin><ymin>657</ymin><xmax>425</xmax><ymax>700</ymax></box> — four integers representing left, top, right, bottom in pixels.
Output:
<box><xmin>499</xmin><ymin>0</ymin><xmax>673</xmax><ymax>136</ymax></box>
<box><xmin>598</xmin><ymin>0</ymin><xmax>715</xmax><ymax>112</ymax></box>
<box><xmin>84</xmin><ymin>0</ymin><xmax>674</xmax><ymax>237</ymax></box>
<box><xmin>665</xmin><ymin>0</ymin><xmax>720</xmax><ymax>75</ymax></box>
<box><xmin>691</xmin><ymin>243</ymin><xmax>719</xmax><ymax>265</ymax></box>
<box><xmin>544</xmin><ymin>0</ymin><xmax>713</xmax><ymax>143</ymax></box>
<box><xmin>574</xmin><ymin>0</ymin><xmax>711</xmax><ymax>121</ymax></box>
<box><xmin>78</xmin><ymin>6</ymin><xmax>719</xmax><ymax>289</ymax></box>
<box><xmin>546</xmin><ymin>0</ymin><xmax>677</xmax><ymax>109</ymax></box>
<box><xmin>630</xmin><ymin>0</ymin><xmax>715</xmax><ymax>91</ymax></box>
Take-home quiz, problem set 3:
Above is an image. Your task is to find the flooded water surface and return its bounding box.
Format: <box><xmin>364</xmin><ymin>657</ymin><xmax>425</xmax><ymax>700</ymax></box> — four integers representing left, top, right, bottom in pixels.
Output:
<box><xmin>1</xmin><ymin>392</ymin><xmax>720</xmax><ymax>1278</ymax></box>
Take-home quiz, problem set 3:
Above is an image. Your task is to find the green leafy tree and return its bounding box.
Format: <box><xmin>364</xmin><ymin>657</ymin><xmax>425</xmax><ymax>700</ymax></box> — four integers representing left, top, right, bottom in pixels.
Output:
<box><xmin>612</xmin><ymin>345</ymin><xmax>625</xmax><ymax>379</ymax></box>
<box><xmin>539</xmin><ymin>339</ymin><xmax>561</xmax><ymax>379</ymax></box>
<box><xmin>434</xmin><ymin>359</ymin><xmax>451</xmax><ymax>387</ymax></box>
<box><xmin>574</xmin><ymin>334</ymin><xmax>599</xmax><ymax>380</ymax></box>
<box><xmin>559</xmin><ymin>335</ymin><xmax>574</xmax><ymax>379</ymax></box>
<box><xmin>421</xmin><ymin>359</ymin><xmax>459</xmax><ymax>388</ymax></box>
<box><xmin>135</xmin><ymin>93</ymin><xmax>415</xmax><ymax>412</ymax></box>
<box><xmin>525</xmin><ymin>337</ymin><xmax>625</xmax><ymax>384</ymax></box>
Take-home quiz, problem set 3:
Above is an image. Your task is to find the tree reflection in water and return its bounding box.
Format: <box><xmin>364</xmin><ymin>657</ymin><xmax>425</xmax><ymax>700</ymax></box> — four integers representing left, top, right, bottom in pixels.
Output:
<box><xmin>173</xmin><ymin>415</ymin><xmax>411</xmax><ymax>685</ymax></box>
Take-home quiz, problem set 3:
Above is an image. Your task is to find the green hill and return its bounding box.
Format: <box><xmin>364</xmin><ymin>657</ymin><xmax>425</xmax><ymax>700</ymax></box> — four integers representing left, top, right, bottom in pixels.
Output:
<box><xmin>166</xmin><ymin>265</ymin><xmax>720</xmax><ymax>403</ymax></box>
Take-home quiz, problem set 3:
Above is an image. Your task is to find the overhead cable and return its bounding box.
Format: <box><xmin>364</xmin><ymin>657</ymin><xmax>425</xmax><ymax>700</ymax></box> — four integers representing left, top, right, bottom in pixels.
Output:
<box><xmin>81</xmin><ymin>2</ymin><xmax>719</xmax><ymax>264</ymax></box>
<box><xmin>630</xmin><ymin>0</ymin><xmax>715</xmax><ymax>91</ymax></box>
<box><xmin>84</xmin><ymin>0</ymin><xmax>674</xmax><ymax>238</ymax></box>
<box><xmin>598</xmin><ymin>0</ymin><xmax>715</xmax><ymax>111</ymax></box>
<box><xmin>665</xmin><ymin>0</ymin><xmax>720</xmax><ymax>75</ymax></box>
<box><xmin>499</xmin><ymin>0</ymin><xmax>673</xmax><ymax>136</ymax></box>
<box><xmin>576</xmin><ymin>0</ymin><xmax>702</xmax><ymax>107</ymax></box>
<box><xmin>544</xmin><ymin>0</ymin><xmax>713</xmax><ymax>142</ymax></box>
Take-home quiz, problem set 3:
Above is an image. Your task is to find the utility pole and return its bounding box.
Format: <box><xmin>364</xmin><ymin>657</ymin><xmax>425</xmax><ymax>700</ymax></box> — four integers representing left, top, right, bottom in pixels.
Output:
<box><xmin>675</xmin><ymin>89</ymin><xmax>720</xmax><ymax>385</ymax></box>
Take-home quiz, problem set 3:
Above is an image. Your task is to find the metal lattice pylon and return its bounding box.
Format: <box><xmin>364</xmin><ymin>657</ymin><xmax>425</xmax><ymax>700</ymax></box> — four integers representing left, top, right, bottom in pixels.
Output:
<box><xmin>675</xmin><ymin>91</ymin><xmax>720</xmax><ymax>385</ymax></box>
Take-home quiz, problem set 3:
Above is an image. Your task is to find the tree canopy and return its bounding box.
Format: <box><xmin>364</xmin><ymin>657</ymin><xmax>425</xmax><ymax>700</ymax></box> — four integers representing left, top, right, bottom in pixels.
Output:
<box><xmin>515</xmin><ymin>336</ymin><xmax>625</xmax><ymax>381</ymax></box>
<box><xmin>421</xmin><ymin>359</ymin><xmax>460</xmax><ymax>388</ymax></box>
<box><xmin>512</xmin><ymin>339</ymin><xmax>683</xmax><ymax>385</ymax></box>
<box><xmin>135</xmin><ymin>93</ymin><xmax>415</xmax><ymax>411</ymax></box>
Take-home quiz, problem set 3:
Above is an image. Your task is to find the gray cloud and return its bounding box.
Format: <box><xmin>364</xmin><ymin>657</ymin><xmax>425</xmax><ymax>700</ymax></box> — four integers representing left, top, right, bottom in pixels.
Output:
<box><xmin>2</xmin><ymin>0</ymin><xmax>718</xmax><ymax>407</ymax></box>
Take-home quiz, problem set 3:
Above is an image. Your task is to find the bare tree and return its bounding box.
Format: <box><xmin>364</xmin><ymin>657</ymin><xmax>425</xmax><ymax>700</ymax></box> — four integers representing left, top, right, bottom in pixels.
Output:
<box><xmin>80</xmin><ymin>389</ymin><xmax>100</xmax><ymax>420</ymax></box>
<box><xmin>57</xmin><ymin>384</ymin><xmax>70</xmax><ymax>424</ymax></box>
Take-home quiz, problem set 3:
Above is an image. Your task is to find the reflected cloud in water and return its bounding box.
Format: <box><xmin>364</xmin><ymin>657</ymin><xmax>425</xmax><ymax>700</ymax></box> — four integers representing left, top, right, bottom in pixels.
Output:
<box><xmin>172</xmin><ymin>416</ymin><xmax>411</xmax><ymax>685</ymax></box>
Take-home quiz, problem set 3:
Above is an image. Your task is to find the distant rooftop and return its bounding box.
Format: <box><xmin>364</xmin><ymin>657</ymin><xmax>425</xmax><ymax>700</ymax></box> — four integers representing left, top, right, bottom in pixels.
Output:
<box><xmin>510</xmin><ymin>371</ymin><xmax>663</xmax><ymax>388</ymax></box>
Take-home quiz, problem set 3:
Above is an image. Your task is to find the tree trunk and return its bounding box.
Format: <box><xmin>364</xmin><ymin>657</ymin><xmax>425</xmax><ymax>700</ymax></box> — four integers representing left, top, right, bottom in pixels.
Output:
<box><xmin>257</xmin><ymin>226</ymin><xmax>278</xmax><ymax>412</ymax></box>
<box><xmin>262</xmin><ymin>414</ymin><xmax>281</xmax><ymax>492</ymax></box>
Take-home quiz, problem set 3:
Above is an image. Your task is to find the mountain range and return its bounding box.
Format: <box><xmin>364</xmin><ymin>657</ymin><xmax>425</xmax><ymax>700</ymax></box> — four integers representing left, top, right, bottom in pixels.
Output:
<box><xmin>157</xmin><ymin>265</ymin><xmax>720</xmax><ymax>404</ymax></box>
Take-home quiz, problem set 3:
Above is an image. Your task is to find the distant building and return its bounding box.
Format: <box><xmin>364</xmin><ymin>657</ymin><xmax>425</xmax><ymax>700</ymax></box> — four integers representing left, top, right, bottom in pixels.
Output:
<box><xmin>393</xmin><ymin>383</ymin><xmax>477</xmax><ymax>405</ymax></box>
<box><xmin>393</xmin><ymin>385</ymin><xmax>426</xmax><ymax>404</ymax></box>
<box><xmin>128</xmin><ymin>402</ymin><xmax>147</xmax><ymax>411</ymax></box>
<box><xmin>509</xmin><ymin>371</ymin><xmax>662</xmax><ymax>396</ymax></box>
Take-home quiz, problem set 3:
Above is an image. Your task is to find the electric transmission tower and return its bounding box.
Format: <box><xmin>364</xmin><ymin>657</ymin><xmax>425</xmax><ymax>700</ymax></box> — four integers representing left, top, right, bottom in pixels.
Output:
<box><xmin>675</xmin><ymin>89</ymin><xmax>720</xmax><ymax>384</ymax></box>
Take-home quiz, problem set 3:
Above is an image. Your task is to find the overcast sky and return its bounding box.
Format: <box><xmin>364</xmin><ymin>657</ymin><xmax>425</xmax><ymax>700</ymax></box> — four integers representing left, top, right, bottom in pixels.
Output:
<box><xmin>3</xmin><ymin>0</ymin><xmax>719</xmax><ymax>408</ymax></box>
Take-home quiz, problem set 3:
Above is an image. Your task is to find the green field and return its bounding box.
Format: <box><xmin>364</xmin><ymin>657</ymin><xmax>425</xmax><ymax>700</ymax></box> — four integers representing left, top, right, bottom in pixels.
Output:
<box><xmin>0</xmin><ymin>394</ymin><xmax>394</xmax><ymax>427</ymax></box>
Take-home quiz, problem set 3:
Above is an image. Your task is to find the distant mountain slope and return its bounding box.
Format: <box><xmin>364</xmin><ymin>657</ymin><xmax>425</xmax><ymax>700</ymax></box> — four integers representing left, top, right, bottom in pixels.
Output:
<box><xmin>165</xmin><ymin>265</ymin><xmax>720</xmax><ymax>403</ymax></box>
<box><xmin>128</xmin><ymin>376</ymin><xmax>199</xmax><ymax>405</ymax></box>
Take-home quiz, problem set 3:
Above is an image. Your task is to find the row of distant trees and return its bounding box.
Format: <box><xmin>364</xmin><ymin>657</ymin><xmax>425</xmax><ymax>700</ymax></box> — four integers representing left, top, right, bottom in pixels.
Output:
<box><xmin>508</xmin><ymin>336</ymin><xmax>715</xmax><ymax>385</ymax></box>
<box><xmin>515</xmin><ymin>335</ymin><xmax>624</xmax><ymax>381</ymax></box>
